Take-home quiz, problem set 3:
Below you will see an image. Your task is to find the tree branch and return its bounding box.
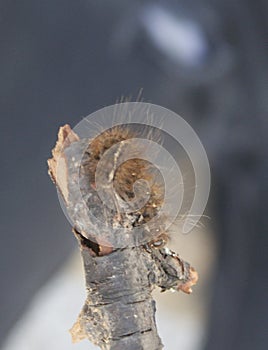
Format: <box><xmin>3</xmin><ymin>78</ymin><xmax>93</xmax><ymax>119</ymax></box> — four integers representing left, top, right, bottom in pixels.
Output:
<box><xmin>47</xmin><ymin>124</ymin><xmax>198</xmax><ymax>350</ymax></box>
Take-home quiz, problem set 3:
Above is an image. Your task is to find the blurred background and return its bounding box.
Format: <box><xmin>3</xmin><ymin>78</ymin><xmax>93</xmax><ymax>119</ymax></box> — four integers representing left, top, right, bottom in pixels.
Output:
<box><xmin>0</xmin><ymin>1</ymin><xmax>267</xmax><ymax>349</ymax></box>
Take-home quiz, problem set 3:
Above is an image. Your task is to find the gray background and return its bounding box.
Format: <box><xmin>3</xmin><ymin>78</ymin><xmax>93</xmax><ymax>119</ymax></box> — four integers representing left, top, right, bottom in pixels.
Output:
<box><xmin>1</xmin><ymin>1</ymin><xmax>267</xmax><ymax>349</ymax></box>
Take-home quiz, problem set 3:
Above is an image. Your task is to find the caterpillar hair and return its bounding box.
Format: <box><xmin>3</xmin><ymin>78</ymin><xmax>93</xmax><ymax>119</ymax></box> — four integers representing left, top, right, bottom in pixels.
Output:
<box><xmin>82</xmin><ymin>124</ymin><xmax>169</xmax><ymax>247</ymax></box>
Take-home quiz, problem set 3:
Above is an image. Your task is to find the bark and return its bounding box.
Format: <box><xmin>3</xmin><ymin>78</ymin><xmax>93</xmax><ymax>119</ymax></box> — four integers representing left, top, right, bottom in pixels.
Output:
<box><xmin>48</xmin><ymin>124</ymin><xmax>198</xmax><ymax>350</ymax></box>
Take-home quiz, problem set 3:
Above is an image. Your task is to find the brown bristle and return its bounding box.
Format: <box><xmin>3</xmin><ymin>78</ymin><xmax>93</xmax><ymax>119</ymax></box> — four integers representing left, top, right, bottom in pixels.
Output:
<box><xmin>85</xmin><ymin>126</ymin><xmax>136</xmax><ymax>183</ymax></box>
<box><xmin>83</xmin><ymin>125</ymin><xmax>165</xmax><ymax>237</ymax></box>
<box><xmin>90</xmin><ymin>126</ymin><xmax>134</xmax><ymax>158</ymax></box>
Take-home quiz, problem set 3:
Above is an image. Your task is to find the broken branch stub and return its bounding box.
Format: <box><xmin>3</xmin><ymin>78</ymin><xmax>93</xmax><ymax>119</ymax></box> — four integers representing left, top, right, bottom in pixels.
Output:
<box><xmin>47</xmin><ymin>124</ymin><xmax>198</xmax><ymax>350</ymax></box>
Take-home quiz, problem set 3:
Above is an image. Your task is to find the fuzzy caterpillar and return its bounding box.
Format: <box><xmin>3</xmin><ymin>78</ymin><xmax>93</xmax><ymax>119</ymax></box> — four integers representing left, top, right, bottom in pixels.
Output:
<box><xmin>82</xmin><ymin>124</ymin><xmax>169</xmax><ymax>249</ymax></box>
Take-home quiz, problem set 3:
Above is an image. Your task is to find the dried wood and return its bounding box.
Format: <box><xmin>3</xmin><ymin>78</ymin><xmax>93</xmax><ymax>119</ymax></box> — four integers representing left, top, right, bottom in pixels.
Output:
<box><xmin>48</xmin><ymin>125</ymin><xmax>198</xmax><ymax>350</ymax></box>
